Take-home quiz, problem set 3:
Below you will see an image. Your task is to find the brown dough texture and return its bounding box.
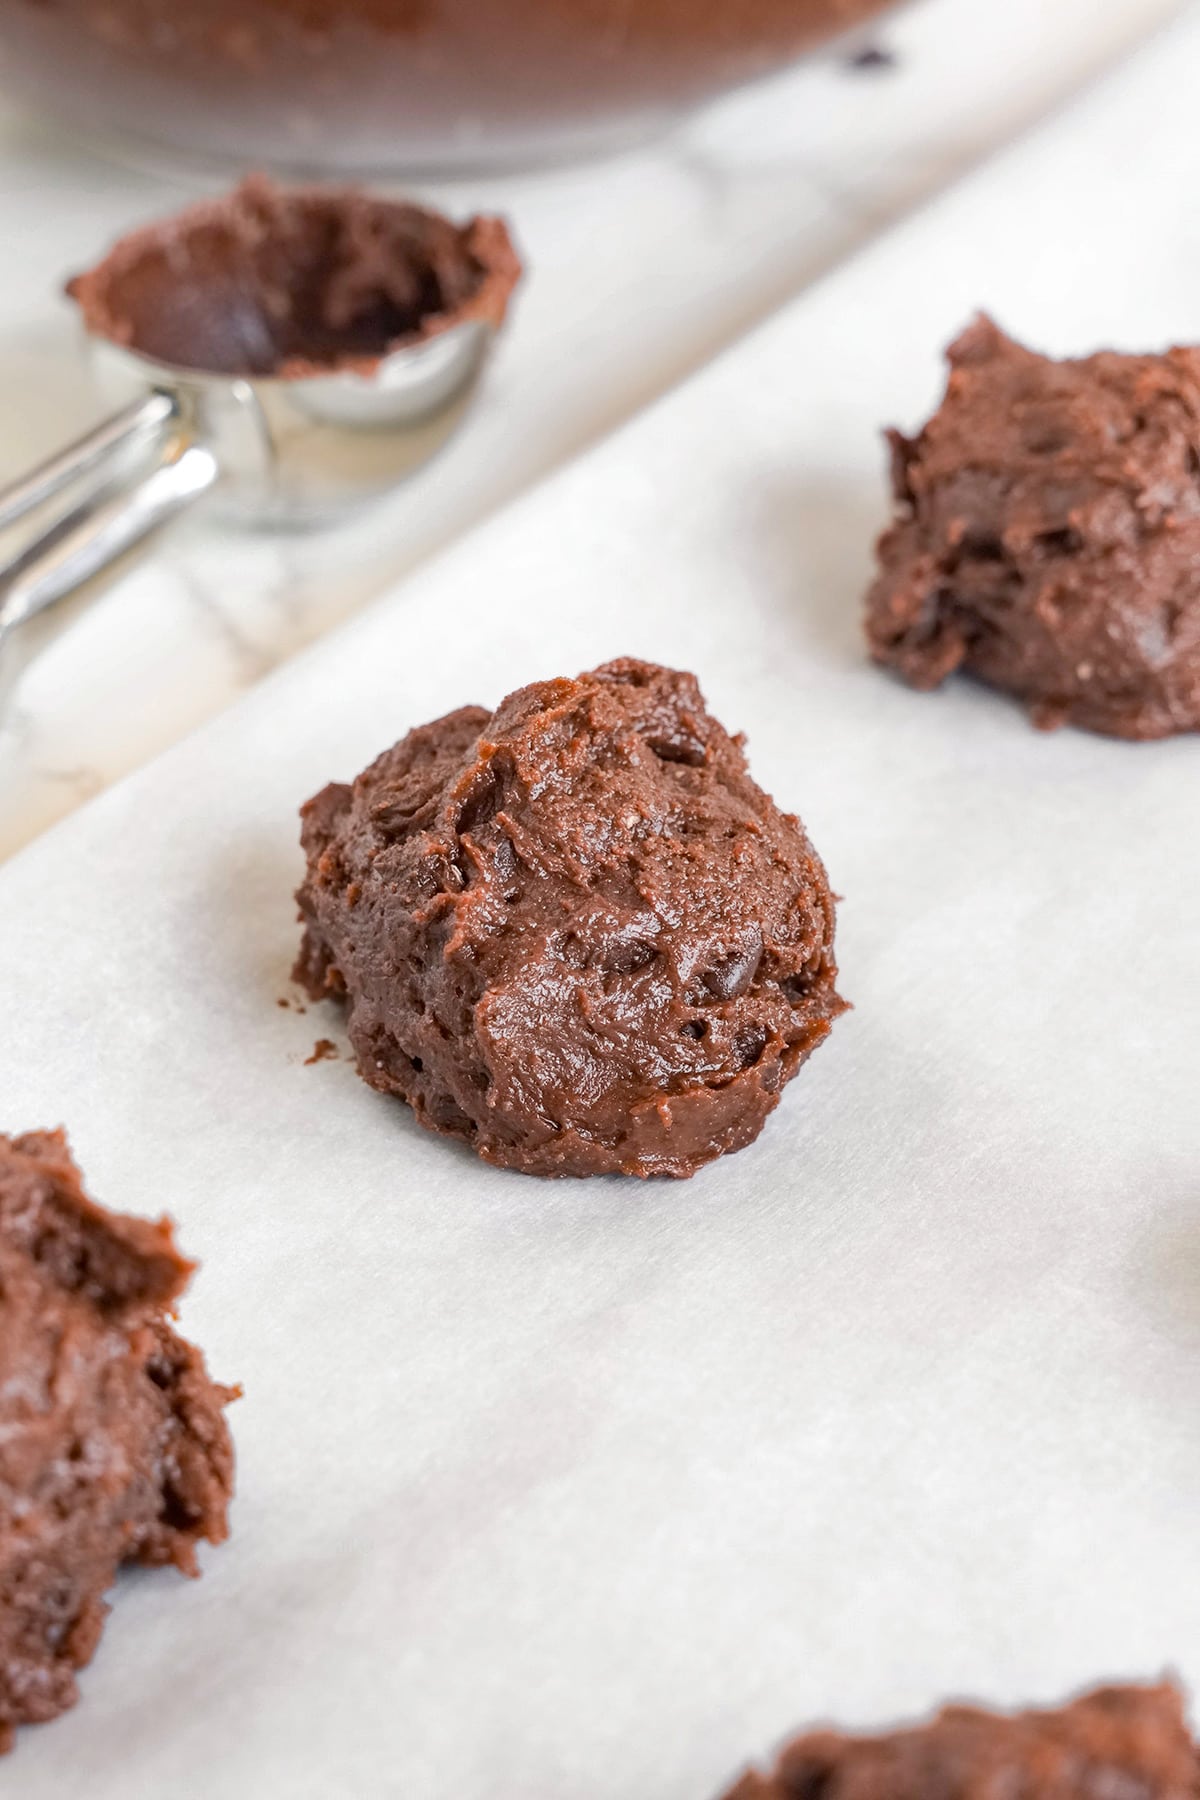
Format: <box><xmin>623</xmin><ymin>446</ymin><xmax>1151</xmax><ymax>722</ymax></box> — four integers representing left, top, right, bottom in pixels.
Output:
<box><xmin>66</xmin><ymin>174</ymin><xmax>521</xmax><ymax>379</ymax></box>
<box><xmin>865</xmin><ymin>316</ymin><xmax>1200</xmax><ymax>738</ymax></box>
<box><xmin>295</xmin><ymin>658</ymin><xmax>844</xmax><ymax>1178</ymax></box>
<box><xmin>0</xmin><ymin>1130</ymin><xmax>236</xmax><ymax>1754</ymax></box>
<box><xmin>722</xmin><ymin>1681</ymin><xmax>1199</xmax><ymax>1799</ymax></box>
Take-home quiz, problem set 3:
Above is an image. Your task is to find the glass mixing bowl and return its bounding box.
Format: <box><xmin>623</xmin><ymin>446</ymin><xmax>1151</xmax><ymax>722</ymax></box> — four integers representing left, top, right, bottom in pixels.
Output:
<box><xmin>0</xmin><ymin>0</ymin><xmax>896</xmax><ymax>174</ymax></box>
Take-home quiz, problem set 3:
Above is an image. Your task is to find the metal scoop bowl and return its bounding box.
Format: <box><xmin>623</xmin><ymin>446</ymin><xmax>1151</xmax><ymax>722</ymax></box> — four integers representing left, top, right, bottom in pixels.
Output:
<box><xmin>0</xmin><ymin>181</ymin><xmax>521</xmax><ymax>714</ymax></box>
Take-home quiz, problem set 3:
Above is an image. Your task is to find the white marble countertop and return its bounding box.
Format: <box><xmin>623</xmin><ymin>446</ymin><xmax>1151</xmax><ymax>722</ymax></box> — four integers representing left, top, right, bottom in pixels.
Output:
<box><xmin>0</xmin><ymin>0</ymin><xmax>1177</xmax><ymax>861</ymax></box>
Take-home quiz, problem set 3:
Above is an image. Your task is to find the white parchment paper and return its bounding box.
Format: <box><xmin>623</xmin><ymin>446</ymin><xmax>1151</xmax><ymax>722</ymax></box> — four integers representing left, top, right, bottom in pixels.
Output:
<box><xmin>2</xmin><ymin>20</ymin><xmax>1199</xmax><ymax>1795</ymax></box>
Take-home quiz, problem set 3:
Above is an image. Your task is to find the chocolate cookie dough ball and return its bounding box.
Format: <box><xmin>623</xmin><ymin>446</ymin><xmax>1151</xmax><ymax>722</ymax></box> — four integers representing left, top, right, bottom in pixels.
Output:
<box><xmin>722</xmin><ymin>1681</ymin><xmax>1198</xmax><ymax>1800</ymax></box>
<box><xmin>0</xmin><ymin>1130</ymin><xmax>236</xmax><ymax>1753</ymax></box>
<box><xmin>295</xmin><ymin>659</ymin><xmax>844</xmax><ymax>1178</ymax></box>
<box><xmin>866</xmin><ymin>316</ymin><xmax>1200</xmax><ymax>738</ymax></box>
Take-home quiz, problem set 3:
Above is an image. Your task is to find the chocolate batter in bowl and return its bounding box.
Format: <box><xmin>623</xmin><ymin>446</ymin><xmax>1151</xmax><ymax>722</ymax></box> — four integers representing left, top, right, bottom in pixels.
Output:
<box><xmin>0</xmin><ymin>0</ymin><xmax>896</xmax><ymax>173</ymax></box>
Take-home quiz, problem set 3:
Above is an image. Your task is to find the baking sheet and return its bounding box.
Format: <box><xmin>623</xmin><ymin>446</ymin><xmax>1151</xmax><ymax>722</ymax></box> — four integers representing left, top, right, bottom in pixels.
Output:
<box><xmin>3</xmin><ymin>18</ymin><xmax>1200</xmax><ymax>1797</ymax></box>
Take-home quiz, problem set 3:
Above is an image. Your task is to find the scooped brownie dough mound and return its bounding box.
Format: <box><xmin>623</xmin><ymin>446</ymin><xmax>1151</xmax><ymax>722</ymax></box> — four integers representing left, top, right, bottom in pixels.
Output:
<box><xmin>722</xmin><ymin>1681</ymin><xmax>1199</xmax><ymax>1799</ymax></box>
<box><xmin>295</xmin><ymin>659</ymin><xmax>844</xmax><ymax>1178</ymax></box>
<box><xmin>0</xmin><ymin>1130</ymin><xmax>236</xmax><ymax>1754</ymax></box>
<box><xmin>866</xmin><ymin>315</ymin><xmax>1200</xmax><ymax>738</ymax></box>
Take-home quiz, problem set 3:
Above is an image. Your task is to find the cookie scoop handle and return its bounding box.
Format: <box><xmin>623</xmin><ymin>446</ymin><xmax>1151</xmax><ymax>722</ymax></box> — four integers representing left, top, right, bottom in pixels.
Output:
<box><xmin>0</xmin><ymin>440</ymin><xmax>219</xmax><ymax>713</ymax></box>
<box><xmin>0</xmin><ymin>391</ymin><xmax>178</xmax><ymax>535</ymax></box>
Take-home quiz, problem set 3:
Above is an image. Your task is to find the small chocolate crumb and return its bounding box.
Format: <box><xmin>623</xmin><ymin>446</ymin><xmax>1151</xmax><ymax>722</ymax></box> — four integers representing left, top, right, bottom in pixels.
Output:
<box><xmin>848</xmin><ymin>43</ymin><xmax>896</xmax><ymax>70</ymax></box>
<box><xmin>305</xmin><ymin>1038</ymin><xmax>338</xmax><ymax>1065</ymax></box>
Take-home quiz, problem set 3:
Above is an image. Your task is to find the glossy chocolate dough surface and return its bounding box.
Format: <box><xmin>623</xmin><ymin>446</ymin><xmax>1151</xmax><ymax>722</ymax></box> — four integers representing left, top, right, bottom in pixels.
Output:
<box><xmin>866</xmin><ymin>316</ymin><xmax>1200</xmax><ymax>739</ymax></box>
<box><xmin>67</xmin><ymin>177</ymin><xmax>521</xmax><ymax>380</ymax></box>
<box><xmin>0</xmin><ymin>1131</ymin><xmax>235</xmax><ymax>1754</ymax></box>
<box><xmin>295</xmin><ymin>659</ymin><xmax>844</xmax><ymax>1178</ymax></box>
<box><xmin>723</xmin><ymin>1682</ymin><xmax>1200</xmax><ymax>1800</ymax></box>
<box><xmin>0</xmin><ymin>0</ymin><xmax>893</xmax><ymax>168</ymax></box>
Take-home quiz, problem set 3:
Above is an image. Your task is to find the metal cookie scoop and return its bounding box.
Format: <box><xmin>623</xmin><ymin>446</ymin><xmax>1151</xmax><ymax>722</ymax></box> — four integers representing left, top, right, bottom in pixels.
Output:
<box><xmin>0</xmin><ymin>179</ymin><xmax>521</xmax><ymax>712</ymax></box>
